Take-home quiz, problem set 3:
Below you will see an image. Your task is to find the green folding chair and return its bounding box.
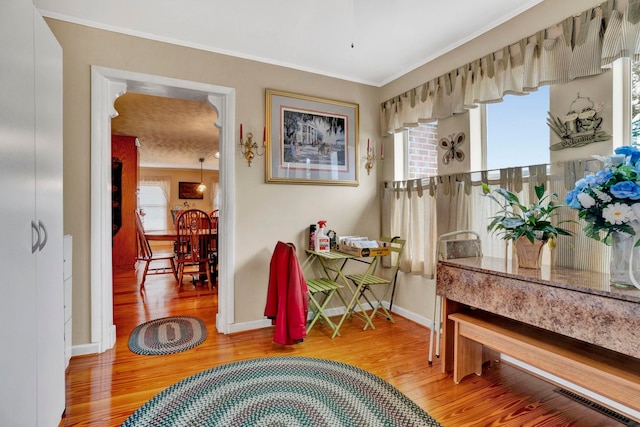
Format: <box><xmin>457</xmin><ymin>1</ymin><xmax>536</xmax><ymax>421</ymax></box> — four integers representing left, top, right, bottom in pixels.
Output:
<box><xmin>345</xmin><ymin>237</ymin><xmax>406</xmax><ymax>324</ymax></box>
<box><xmin>306</xmin><ymin>278</ymin><xmax>348</xmax><ymax>336</ymax></box>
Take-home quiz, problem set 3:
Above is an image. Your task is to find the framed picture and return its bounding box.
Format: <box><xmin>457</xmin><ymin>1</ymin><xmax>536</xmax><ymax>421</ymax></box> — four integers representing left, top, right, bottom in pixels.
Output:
<box><xmin>265</xmin><ymin>89</ymin><xmax>359</xmax><ymax>186</ymax></box>
<box><xmin>178</xmin><ymin>182</ymin><xmax>204</xmax><ymax>199</ymax></box>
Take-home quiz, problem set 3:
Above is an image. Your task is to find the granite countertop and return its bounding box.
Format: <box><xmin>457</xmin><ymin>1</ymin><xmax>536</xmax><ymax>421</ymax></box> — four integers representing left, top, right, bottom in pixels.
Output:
<box><xmin>439</xmin><ymin>256</ymin><xmax>640</xmax><ymax>304</ymax></box>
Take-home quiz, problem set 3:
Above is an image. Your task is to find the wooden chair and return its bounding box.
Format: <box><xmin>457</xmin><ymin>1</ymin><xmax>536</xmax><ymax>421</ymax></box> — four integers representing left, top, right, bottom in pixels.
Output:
<box><xmin>134</xmin><ymin>211</ymin><xmax>178</xmax><ymax>289</ymax></box>
<box><xmin>175</xmin><ymin>209</ymin><xmax>214</xmax><ymax>289</ymax></box>
<box><xmin>346</xmin><ymin>237</ymin><xmax>406</xmax><ymax>324</ymax></box>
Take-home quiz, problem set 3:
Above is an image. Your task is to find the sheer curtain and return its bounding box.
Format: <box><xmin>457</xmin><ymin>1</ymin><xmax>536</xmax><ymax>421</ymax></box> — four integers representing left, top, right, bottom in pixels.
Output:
<box><xmin>381</xmin><ymin>0</ymin><xmax>640</xmax><ymax>134</ymax></box>
<box><xmin>139</xmin><ymin>175</ymin><xmax>170</xmax><ymax>201</ymax></box>
<box><xmin>210</xmin><ymin>181</ymin><xmax>220</xmax><ymax>210</ymax></box>
<box><xmin>384</xmin><ymin>163</ymin><xmax>610</xmax><ymax>277</ymax></box>
<box><xmin>382</xmin><ymin>180</ymin><xmax>437</xmax><ymax>277</ymax></box>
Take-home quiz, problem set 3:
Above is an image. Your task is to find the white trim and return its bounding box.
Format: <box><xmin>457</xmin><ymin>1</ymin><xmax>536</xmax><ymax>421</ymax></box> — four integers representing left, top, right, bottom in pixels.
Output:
<box><xmin>226</xmin><ymin>302</ymin><xmax>434</xmax><ymax>335</ymax></box>
<box><xmin>90</xmin><ymin>66</ymin><xmax>236</xmax><ymax>352</ymax></box>
<box><xmin>469</xmin><ymin>105</ymin><xmax>485</xmax><ymax>171</ymax></box>
<box><xmin>90</xmin><ymin>68</ymin><xmax>124</xmax><ymax>352</ymax></box>
<box><xmin>70</xmin><ymin>343</ymin><xmax>102</xmax><ymax>358</ymax></box>
<box><xmin>612</xmin><ymin>57</ymin><xmax>632</xmax><ymax>148</ymax></box>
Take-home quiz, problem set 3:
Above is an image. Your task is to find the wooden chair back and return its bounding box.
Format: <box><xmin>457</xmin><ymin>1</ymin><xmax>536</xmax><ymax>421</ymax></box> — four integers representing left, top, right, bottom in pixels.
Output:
<box><xmin>175</xmin><ymin>209</ymin><xmax>214</xmax><ymax>288</ymax></box>
<box><xmin>135</xmin><ymin>211</ymin><xmax>153</xmax><ymax>260</ymax></box>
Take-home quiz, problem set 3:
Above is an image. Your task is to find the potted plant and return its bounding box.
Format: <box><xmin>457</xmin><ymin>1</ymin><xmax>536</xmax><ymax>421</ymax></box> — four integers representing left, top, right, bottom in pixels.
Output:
<box><xmin>482</xmin><ymin>183</ymin><xmax>573</xmax><ymax>268</ymax></box>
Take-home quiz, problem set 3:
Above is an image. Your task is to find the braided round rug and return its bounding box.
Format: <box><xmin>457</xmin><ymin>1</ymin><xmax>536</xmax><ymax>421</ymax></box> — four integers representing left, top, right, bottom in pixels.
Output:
<box><xmin>121</xmin><ymin>356</ymin><xmax>441</xmax><ymax>427</ymax></box>
<box><xmin>128</xmin><ymin>316</ymin><xmax>206</xmax><ymax>355</ymax></box>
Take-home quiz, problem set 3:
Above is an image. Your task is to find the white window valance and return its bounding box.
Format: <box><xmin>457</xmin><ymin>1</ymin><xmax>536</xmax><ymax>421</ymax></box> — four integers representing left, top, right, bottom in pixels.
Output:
<box><xmin>381</xmin><ymin>0</ymin><xmax>640</xmax><ymax>135</ymax></box>
<box><xmin>139</xmin><ymin>175</ymin><xmax>170</xmax><ymax>201</ymax></box>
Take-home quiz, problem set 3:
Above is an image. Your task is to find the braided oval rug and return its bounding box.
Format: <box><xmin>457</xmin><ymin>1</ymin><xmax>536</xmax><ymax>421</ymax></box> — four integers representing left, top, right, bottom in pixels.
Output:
<box><xmin>121</xmin><ymin>356</ymin><xmax>442</xmax><ymax>427</ymax></box>
<box><xmin>128</xmin><ymin>316</ymin><xmax>206</xmax><ymax>355</ymax></box>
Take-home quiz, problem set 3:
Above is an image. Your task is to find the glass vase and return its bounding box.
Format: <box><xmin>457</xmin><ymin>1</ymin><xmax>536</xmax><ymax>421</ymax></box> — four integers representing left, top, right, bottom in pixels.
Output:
<box><xmin>609</xmin><ymin>230</ymin><xmax>640</xmax><ymax>289</ymax></box>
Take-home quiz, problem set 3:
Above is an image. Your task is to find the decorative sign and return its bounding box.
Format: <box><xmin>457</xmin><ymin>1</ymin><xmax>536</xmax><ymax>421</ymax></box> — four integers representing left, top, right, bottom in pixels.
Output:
<box><xmin>439</xmin><ymin>132</ymin><xmax>465</xmax><ymax>164</ymax></box>
<box><xmin>547</xmin><ymin>94</ymin><xmax>611</xmax><ymax>151</ymax></box>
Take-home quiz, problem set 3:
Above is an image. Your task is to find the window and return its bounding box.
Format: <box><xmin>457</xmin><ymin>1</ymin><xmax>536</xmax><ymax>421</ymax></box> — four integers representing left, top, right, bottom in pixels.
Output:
<box><xmin>400</xmin><ymin>122</ymin><xmax>439</xmax><ymax>180</ymax></box>
<box><xmin>138</xmin><ymin>185</ymin><xmax>167</xmax><ymax>231</ymax></box>
<box><xmin>485</xmin><ymin>86</ymin><xmax>550</xmax><ymax>170</ymax></box>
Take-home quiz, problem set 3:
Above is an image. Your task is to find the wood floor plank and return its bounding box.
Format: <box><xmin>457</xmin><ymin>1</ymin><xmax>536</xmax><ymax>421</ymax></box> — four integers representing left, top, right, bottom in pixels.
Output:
<box><xmin>62</xmin><ymin>269</ymin><xmax>625</xmax><ymax>426</ymax></box>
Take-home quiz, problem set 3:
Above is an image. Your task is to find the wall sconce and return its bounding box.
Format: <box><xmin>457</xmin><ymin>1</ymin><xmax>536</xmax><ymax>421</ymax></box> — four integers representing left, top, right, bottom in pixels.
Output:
<box><xmin>239</xmin><ymin>124</ymin><xmax>265</xmax><ymax>167</ymax></box>
<box><xmin>364</xmin><ymin>139</ymin><xmax>384</xmax><ymax>175</ymax></box>
<box><xmin>197</xmin><ymin>157</ymin><xmax>207</xmax><ymax>192</ymax></box>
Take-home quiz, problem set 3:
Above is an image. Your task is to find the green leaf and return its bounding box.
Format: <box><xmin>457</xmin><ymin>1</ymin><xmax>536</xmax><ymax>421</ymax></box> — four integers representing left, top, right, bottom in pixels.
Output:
<box><xmin>534</xmin><ymin>184</ymin><xmax>545</xmax><ymax>201</ymax></box>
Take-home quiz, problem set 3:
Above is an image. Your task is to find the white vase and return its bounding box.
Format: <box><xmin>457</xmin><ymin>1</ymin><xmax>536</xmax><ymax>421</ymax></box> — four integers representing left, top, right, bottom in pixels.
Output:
<box><xmin>609</xmin><ymin>229</ymin><xmax>640</xmax><ymax>290</ymax></box>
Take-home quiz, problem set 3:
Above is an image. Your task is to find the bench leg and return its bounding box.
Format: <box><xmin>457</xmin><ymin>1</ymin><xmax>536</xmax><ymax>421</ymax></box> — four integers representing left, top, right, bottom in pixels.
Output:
<box><xmin>454</xmin><ymin>322</ymin><xmax>483</xmax><ymax>384</ymax></box>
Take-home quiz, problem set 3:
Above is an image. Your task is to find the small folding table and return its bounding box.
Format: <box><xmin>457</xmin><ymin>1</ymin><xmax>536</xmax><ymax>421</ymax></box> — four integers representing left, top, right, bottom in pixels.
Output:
<box><xmin>304</xmin><ymin>249</ymin><xmax>380</xmax><ymax>338</ymax></box>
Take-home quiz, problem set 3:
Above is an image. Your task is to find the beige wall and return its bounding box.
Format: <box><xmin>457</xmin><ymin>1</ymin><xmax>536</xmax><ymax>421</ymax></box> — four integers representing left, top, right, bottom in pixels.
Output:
<box><xmin>48</xmin><ymin>19</ymin><xmax>381</xmax><ymax>345</ymax></box>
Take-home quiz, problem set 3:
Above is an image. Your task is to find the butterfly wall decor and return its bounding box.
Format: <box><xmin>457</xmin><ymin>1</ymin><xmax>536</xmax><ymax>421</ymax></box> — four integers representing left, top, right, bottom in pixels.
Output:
<box><xmin>439</xmin><ymin>132</ymin><xmax>465</xmax><ymax>164</ymax></box>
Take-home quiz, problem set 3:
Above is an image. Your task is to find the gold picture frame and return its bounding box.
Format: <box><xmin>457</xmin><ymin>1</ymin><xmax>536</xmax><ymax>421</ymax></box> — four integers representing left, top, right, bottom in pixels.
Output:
<box><xmin>265</xmin><ymin>89</ymin><xmax>359</xmax><ymax>186</ymax></box>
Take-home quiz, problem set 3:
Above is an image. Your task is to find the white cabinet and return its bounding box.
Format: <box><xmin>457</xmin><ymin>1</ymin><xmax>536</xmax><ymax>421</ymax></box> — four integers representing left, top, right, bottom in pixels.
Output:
<box><xmin>0</xmin><ymin>1</ymin><xmax>65</xmax><ymax>425</ymax></box>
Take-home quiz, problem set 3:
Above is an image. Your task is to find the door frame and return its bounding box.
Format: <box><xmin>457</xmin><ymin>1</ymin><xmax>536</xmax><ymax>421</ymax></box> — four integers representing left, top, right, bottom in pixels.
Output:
<box><xmin>90</xmin><ymin>66</ymin><xmax>236</xmax><ymax>352</ymax></box>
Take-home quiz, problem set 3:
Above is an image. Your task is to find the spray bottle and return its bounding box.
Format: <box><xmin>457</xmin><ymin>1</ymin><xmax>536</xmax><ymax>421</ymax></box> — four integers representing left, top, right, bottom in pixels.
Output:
<box><xmin>315</xmin><ymin>220</ymin><xmax>330</xmax><ymax>253</ymax></box>
<box><xmin>308</xmin><ymin>224</ymin><xmax>316</xmax><ymax>251</ymax></box>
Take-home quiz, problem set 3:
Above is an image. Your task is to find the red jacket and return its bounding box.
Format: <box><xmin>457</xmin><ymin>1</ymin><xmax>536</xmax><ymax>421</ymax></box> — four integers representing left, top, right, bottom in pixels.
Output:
<box><xmin>264</xmin><ymin>241</ymin><xmax>309</xmax><ymax>345</ymax></box>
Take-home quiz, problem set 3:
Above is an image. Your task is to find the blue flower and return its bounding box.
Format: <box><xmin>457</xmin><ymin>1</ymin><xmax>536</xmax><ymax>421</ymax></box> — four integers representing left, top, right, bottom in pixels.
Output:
<box><xmin>574</xmin><ymin>177</ymin><xmax>590</xmax><ymax>190</ymax></box>
<box><xmin>568</xmin><ymin>147</ymin><xmax>640</xmax><ymax>243</ymax></box>
<box><xmin>610</xmin><ymin>181</ymin><xmax>640</xmax><ymax>200</ymax></box>
<box><xmin>594</xmin><ymin>169</ymin><xmax>613</xmax><ymax>185</ymax></box>
<box><xmin>615</xmin><ymin>145</ymin><xmax>640</xmax><ymax>163</ymax></box>
<box><xmin>565</xmin><ymin>188</ymin><xmax>582</xmax><ymax>209</ymax></box>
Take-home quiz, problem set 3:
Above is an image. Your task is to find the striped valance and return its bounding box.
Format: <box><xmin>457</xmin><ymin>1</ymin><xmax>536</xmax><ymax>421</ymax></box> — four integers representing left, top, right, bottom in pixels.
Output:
<box><xmin>381</xmin><ymin>0</ymin><xmax>640</xmax><ymax>135</ymax></box>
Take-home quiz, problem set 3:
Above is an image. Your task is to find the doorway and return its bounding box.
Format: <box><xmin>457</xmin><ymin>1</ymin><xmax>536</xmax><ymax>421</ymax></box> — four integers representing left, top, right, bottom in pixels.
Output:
<box><xmin>90</xmin><ymin>66</ymin><xmax>236</xmax><ymax>352</ymax></box>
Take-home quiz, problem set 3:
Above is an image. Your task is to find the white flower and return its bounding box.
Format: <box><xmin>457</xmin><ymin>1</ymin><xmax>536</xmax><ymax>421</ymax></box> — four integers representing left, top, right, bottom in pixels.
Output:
<box><xmin>577</xmin><ymin>192</ymin><xmax>596</xmax><ymax>208</ymax></box>
<box><xmin>602</xmin><ymin>202</ymin><xmax>633</xmax><ymax>225</ymax></box>
<box><xmin>608</xmin><ymin>154</ymin><xmax>626</xmax><ymax>167</ymax></box>
<box><xmin>592</xmin><ymin>188</ymin><xmax>612</xmax><ymax>203</ymax></box>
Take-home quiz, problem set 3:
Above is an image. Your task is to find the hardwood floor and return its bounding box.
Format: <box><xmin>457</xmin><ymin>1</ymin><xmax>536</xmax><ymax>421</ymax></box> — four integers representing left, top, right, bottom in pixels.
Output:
<box><xmin>63</xmin><ymin>269</ymin><xmax>624</xmax><ymax>426</ymax></box>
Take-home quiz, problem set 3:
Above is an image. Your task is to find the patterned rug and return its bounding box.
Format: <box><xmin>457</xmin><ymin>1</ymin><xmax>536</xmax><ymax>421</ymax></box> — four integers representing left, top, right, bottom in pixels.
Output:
<box><xmin>128</xmin><ymin>316</ymin><xmax>206</xmax><ymax>355</ymax></box>
<box><xmin>121</xmin><ymin>356</ymin><xmax>442</xmax><ymax>426</ymax></box>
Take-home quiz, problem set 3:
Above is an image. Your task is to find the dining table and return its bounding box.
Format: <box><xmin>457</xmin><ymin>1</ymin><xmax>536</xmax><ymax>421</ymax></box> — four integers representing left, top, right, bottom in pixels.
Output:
<box><xmin>144</xmin><ymin>227</ymin><xmax>218</xmax><ymax>286</ymax></box>
<box><xmin>144</xmin><ymin>228</ymin><xmax>217</xmax><ymax>241</ymax></box>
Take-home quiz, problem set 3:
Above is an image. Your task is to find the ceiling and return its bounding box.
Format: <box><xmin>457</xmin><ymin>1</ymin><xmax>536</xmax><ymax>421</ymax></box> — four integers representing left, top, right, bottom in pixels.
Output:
<box><xmin>112</xmin><ymin>93</ymin><xmax>219</xmax><ymax>170</ymax></box>
<box><xmin>36</xmin><ymin>0</ymin><xmax>543</xmax><ymax>170</ymax></box>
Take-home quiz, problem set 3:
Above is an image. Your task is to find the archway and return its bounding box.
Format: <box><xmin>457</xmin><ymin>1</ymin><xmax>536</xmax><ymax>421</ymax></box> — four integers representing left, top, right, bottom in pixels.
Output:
<box><xmin>90</xmin><ymin>66</ymin><xmax>236</xmax><ymax>352</ymax></box>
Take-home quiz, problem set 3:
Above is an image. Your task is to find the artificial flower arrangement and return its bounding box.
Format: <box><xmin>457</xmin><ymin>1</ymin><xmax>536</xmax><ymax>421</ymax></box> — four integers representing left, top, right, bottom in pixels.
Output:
<box><xmin>482</xmin><ymin>183</ymin><xmax>573</xmax><ymax>245</ymax></box>
<box><xmin>565</xmin><ymin>145</ymin><xmax>640</xmax><ymax>243</ymax></box>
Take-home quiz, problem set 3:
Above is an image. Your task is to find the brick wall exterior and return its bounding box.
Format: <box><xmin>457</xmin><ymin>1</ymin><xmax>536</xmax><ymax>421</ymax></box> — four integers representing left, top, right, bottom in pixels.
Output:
<box><xmin>407</xmin><ymin>123</ymin><xmax>438</xmax><ymax>179</ymax></box>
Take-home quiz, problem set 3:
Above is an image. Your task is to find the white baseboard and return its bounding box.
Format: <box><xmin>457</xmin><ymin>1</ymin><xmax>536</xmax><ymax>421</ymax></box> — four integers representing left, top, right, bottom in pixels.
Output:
<box><xmin>224</xmin><ymin>300</ymin><xmax>434</xmax><ymax>335</ymax></box>
<box><xmin>71</xmin><ymin>342</ymin><xmax>101</xmax><ymax>357</ymax></box>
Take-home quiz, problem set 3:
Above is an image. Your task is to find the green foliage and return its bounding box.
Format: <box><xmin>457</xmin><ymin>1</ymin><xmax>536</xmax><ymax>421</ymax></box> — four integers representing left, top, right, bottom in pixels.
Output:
<box><xmin>482</xmin><ymin>183</ymin><xmax>573</xmax><ymax>243</ymax></box>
